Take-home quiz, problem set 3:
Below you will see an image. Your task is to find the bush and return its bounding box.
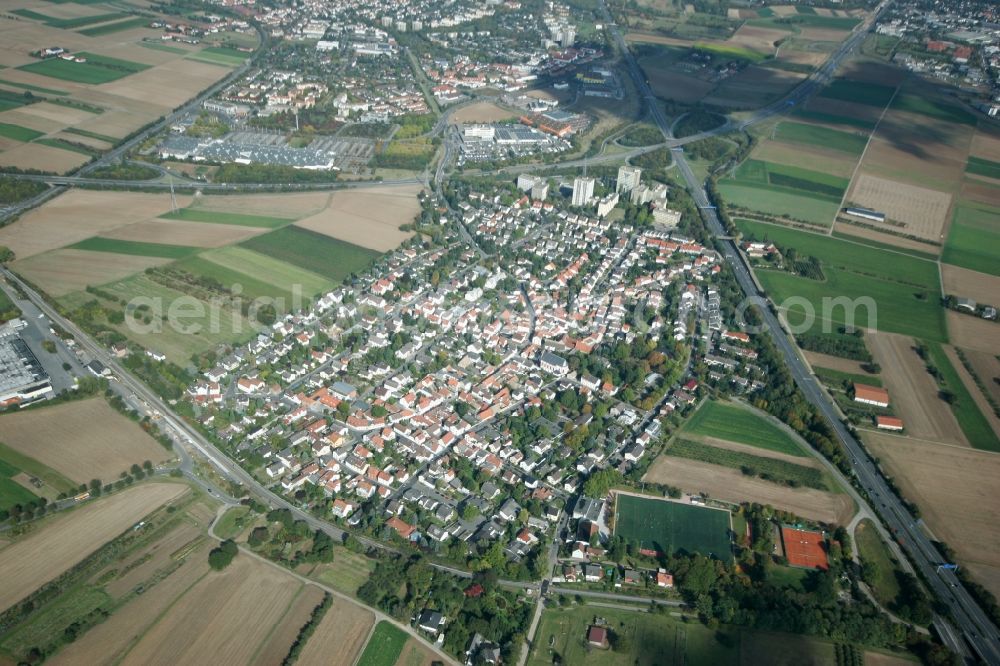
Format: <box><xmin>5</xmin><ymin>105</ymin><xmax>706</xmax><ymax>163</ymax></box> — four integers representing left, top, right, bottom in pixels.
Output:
<box><xmin>208</xmin><ymin>539</ymin><xmax>238</xmax><ymax>570</ymax></box>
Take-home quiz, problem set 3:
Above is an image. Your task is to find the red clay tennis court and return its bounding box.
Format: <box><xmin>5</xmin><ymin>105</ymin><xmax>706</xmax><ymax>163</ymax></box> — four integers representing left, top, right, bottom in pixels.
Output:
<box><xmin>781</xmin><ymin>527</ymin><xmax>829</xmax><ymax>570</ymax></box>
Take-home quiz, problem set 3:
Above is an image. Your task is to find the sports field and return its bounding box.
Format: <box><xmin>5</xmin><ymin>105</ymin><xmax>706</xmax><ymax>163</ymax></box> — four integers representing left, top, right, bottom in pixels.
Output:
<box><xmin>682</xmin><ymin>400</ymin><xmax>806</xmax><ymax>456</ymax></box>
<box><xmin>613</xmin><ymin>493</ymin><xmax>731</xmax><ymax>560</ymax></box>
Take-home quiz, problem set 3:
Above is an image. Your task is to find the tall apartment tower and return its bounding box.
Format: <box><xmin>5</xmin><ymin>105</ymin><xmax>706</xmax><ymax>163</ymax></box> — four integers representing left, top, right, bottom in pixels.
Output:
<box><xmin>616</xmin><ymin>165</ymin><xmax>642</xmax><ymax>194</ymax></box>
<box><xmin>572</xmin><ymin>176</ymin><xmax>595</xmax><ymax>206</ymax></box>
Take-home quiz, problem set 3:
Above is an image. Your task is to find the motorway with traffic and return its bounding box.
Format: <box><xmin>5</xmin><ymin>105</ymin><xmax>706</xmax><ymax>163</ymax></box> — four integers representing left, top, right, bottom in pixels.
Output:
<box><xmin>598</xmin><ymin>0</ymin><xmax>1000</xmax><ymax>661</ymax></box>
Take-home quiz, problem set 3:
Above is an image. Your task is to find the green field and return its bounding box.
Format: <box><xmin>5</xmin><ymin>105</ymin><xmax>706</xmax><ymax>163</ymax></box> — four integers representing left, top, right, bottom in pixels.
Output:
<box><xmin>0</xmin><ymin>79</ymin><xmax>69</xmax><ymax>95</ymax></box>
<box><xmin>667</xmin><ymin>438</ymin><xmax>829</xmax><ymax>490</ymax></box>
<box><xmin>63</xmin><ymin>127</ymin><xmax>118</xmax><ymax>144</ymax></box>
<box><xmin>528</xmin><ymin>605</ymin><xmax>739</xmax><ymax>666</ymax></box>
<box><xmin>773</xmin><ymin>122</ymin><xmax>868</xmax><ymax>156</ymax></box>
<box><xmin>69</xmin><ymin>237</ymin><xmax>197</xmax><ymax>259</ymax></box>
<box><xmin>614</xmin><ymin>493</ymin><xmax>731</xmax><ymax>560</ymax></box>
<box><xmin>160</xmin><ymin>207</ymin><xmax>293</xmax><ymax>228</ymax></box>
<box><xmin>356</xmin><ymin>621</ymin><xmax>408</xmax><ymax>666</ymax></box>
<box><xmin>891</xmin><ymin>94</ymin><xmax>976</xmax><ymax>126</ymax></box>
<box><xmin>924</xmin><ymin>343</ymin><xmax>1000</xmax><ymax>452</ymax></box>
<box><xmin>174</xmin><ymin>246</ymin><xmax>334</xmax><ymax>301</ymax></box>
<box><xmin>718</xmin><ymin>182</ymin><xmax>841</xmax><ymax>226</ymax></box>
<box><xmin>0</xmin><ymin>90</ymin><xmax>32</xmax><ymax>113</ymax></box>
<box><xmin>239</xmin><ymin>226</ymin><xmax>380</xmax><ymax>282</ymax></box>
<box><xmin>12</xmin><ymin>9</ymin><xmax>128</xmax><ymax>28</ymax></box>
<box><xmin>213</xmin><ymin>506</ymin><xmax>250</xmax><ymax>539</ymax></box>
<box><xmin>187</xmin><ymin>47</ymin><xmax>247</xmax><ymax>67</ymax></box>
<box><xmin>855</xmin><ymin>519</ymin><xmax>901</xmax><ymax>608</ymax></box>
<box><xmin>788</xmin><ymin>14</ymin><xmax>860</xmax><ymax>30</ymax></box>
<box><xmin>813</xmin><ymin>366</ymin><xmax>882</xmax><ymax>389</ymax></box>
<box><xmin>0</xmin><ymin>458</ymin><xmax>39</xmax><ymax>512</ymax></box>
<box><xmin>78</xmin><ymin>17</ymin><xmax>152</xmax><ymax>36</ymax></box>
<box><xmin>818</xmin><ymin>79</ymin><xmax>896</xmax><ymax>108</ymax></box>
<box><xmin>35</xmin><ymin>137</ymin><xmax>99</xmax><ymax>156</ymax></box>
<box><xmin>694</xmin><ymin>42</ymin><xmax>767</xmax><ymax>62</ymax></box>
<box><xmin>0</xmin><ymin>586</ymin><xmax>111</xmax><ymax>655</ymax></box>
<box><xmin>967</xmin><ymin>156</ymin><xmax>1000</xmax><ymax>181</ymax></box>
<box><xmin>0</xmin><ymin>123</ymin><xmax>44</xmax><ymax>142</ymax></box>
<box><xmin>682</xmin><ymin>400</ymin><xmax>806</xmax><ymax>456</ymax></box>
<box><xmin>19</xmin><ymin>52</ymin><xmax>149</xmax><ymax>84</ymax></box>
<box><xmin>311</xmin><ymin>548</ymin><xmax>377</xmax><ymax>595</ymax></box>
<box><xmin>728</xmin><ymin>159</ymin><xmax>849</xmax><ymax>199</ymax></box>
<box><xmin>942</xmin><ymin>201</ymin><xmax>1000</xmax><ymax>277</ymax></box>
<box><xmin>737</xmin><ymin>220</ymin><xmax>946</xmax><ymax>340</ymax></box>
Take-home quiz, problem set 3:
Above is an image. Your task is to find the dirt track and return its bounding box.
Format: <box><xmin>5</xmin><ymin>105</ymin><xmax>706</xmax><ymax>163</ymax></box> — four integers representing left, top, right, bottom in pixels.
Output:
<box><xmin>643</xmin><ymin>456</ymin><xmax>854</xmax><ymax>525</ymax></box>
<box><xmin>866</xmin><ymin>332</ymin><xmax>967</xmax><ymax>446</ymax></box>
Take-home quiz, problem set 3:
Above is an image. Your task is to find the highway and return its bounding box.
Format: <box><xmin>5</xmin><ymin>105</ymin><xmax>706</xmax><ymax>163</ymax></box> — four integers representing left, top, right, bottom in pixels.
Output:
<box><xmin>599</xmin><ymin>0</ymin><xmax>1000</xmax><ymax>661</ymax></box>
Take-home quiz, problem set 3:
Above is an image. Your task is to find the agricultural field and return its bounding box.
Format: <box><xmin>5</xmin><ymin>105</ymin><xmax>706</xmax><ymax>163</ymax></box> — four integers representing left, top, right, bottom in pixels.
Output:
<box><xmin>845</xmin><ymin>174</ymin><xmax>952</xmax><ymax>242</ymax></box>
<box><xmin>719</xmin><ymin>159</ymin><xmax>848</xmax><ymax>226</ymax></box>
<box><xmin>941</xmin><ymin>200</ymin><xmax>1000</xmax><ymax>277</ymax></box>
<box><xmin>100</xmin><ymin>218</ymin><xmax>271</xmax><ymax>248</ymax></box>
<box><xmin>159</xmin><ymin>208</ymin><xmax>294</xmax><ymax>229</ymax></box>
<box><xmin>863</xmin><ymin>431</ymin><xmax>1000</xmax><ymax>599</ymax></box>
<box><xmin>186</xmin><ymin>46</ymin><xmax>248</xmax><ymax>68</ymax></box>
<box><xmin>174</xmin><ymin>246</ymin><xmax>335</xmax><ymax>302</ymax></box>
<box><xmin>924</xmin><ymin>343</ymin><xmax>1000</xmax><ymax>452</ymax></box>
<box><xmin>18</xmin><ymin>53</ymin><xmax>150</xmax><ymax>85</ymax></box>
<box><xmin>613</xmin><ymin>492</ymin><xmax>732</xmax><ymax>560</ymax></box>
<box><xmin>0</xmin><ymin>457</ymin><xmax>41</xmax><ymax>512</ymax></box>
<box><xmin>816</xmin><ymin>79</ymin><xmax>896</xmax><ymax>108</ymax></box>
<box><xmin>68</xmin><ymin>237</ymin><xmax>198</xmax><ymax>259</ymax></box>
<box><xmin>294</xmin><ymin>597</ymin><xmax>375</xmax><ymax>665</ymax></box>
<box><xmin>294</xmin><ymin>184</ymin><xmax>421</xmax><ymax>251</ymax></box>
<box><xmin>666</xmin><ymin>439</ymin><xmax>829</xmax><ymax>491</ymax></box>
<box><xmin>393</xmin><ymin>638</ymin><xmax>438</xmax><ymax>666</ymax></box>
<box><xmin>736</xmin><ymin>220</ymin><xmax>946</xmax><ymax>341</ymax></box>
<box><xmin>946</xmin><ymin>311</ymin><xmax>1000</xmax><ymax>356</ymax></box>
<box><xmin>0</xmin><ymin>398</ymin><xmax>173</xmax><ymax>485</ymax></box>
<box><xmin>0</xmin><ymin>442</ymin><xmax>77</xmax><ymax>506</ymax></box>
<box><xmin>0</xmin><ymin>482</ymin><xmax>187</xmax><ymax>613</ymax></box>
<box><xmin>240</xmin><ymin>226</ymin><xmax>382</xmax><ymax>283</ymax></box>
<box><xmin>681</xmin><ymin>400</ymin><xmax>807</xmax><ymax>457</ymax></box>
<box><xmin>12</xmin><ymin>249</ymin><xmax>173</xmax><ymax>297</ymax></box>
<box><xmin>772</xmin><ymin>122</ymin><xmax>868</xmax><ymax>156</ymax></box>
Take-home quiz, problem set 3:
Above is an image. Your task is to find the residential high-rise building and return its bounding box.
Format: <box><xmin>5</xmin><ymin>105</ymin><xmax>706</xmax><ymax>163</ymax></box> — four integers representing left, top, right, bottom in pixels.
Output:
<box><xmin>616</xmin><ymin>165</ymin><xmax>641</xmax><ymax>194</ymax></box>
<box><xmin>572</xmin><ymin>176</ymin><xmax>595</xmax><ymax>206</ymax></box>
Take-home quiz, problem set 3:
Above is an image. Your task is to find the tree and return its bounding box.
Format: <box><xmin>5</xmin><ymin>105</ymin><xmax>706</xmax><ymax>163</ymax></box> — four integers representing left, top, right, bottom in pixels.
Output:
<box><xmin>208</xmin><ymin>539</ymin><xmax>238</xmax><ymax>570</ymax></box>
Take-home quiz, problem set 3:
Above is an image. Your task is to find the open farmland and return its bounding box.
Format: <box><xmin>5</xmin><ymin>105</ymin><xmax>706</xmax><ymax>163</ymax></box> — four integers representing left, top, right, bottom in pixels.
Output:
<box><xmin>666</xmin><ymin>438</ymin><xmax>830</xmax><ymax>490</ymax></box>
<box><xmin>252</xmin><ymin>586</ymin><xmax>328</xmax><ymax>666</ymax></box>
<box><xmin>941</xmin><ymin>264</ymin><xmax>1000</xmax><ymax>306</ymax></box>
<box><xmin>718</xmin><ymin>183</ymin><xmax>840</xmax><ymax>226</ymax></box>
<box><xmin>737</xmin><ymin>220</ymin><xmax>946</xmax><ymax>341</ymax></box>
<box><xmin>297</xmin><ymin>599</ymin><xmax>376</xmax><ymax>665</ymax></box>
<box><xmin>98</xmin><ymin>217</ymin><xmax>269</xmax><ymax>248</ymax></box>
<box><xmin>613</xmin><ymin>491</ymin><xmax>732</xmax><ymax>559</ymax></box>
<box><xmin>682</xmin><ymin>400</ymin><xmax>806</xmax><ymax>456</ymax></box>
<box><xmin>13</xmin><ymin>248</ymin><xmax>173</xmax><ymax>297</ymax></box>
<box><xmin>942</xmin><ymin>201</ymin><xmax>1000</xmax><ymax>277</ymax></box>
<box><xmin>704</xmin><ymin>67</ymin><xmax>806</xmax><ymax>109</ymax></box>
<box><xmin>0</xmin><ymin>190</ymin><xmax>192</xmax><ymax>259</ymax></box>
<box><xmin>845</xmin><ymin>174</ymin><xmax>951</xmax><ymax>242</ymax></box>
<box><xmin>187</xmin><ymin>191</ymin><xmax>330</xmax><ymax>218</ymax></box>
<box><xmin>176</xmin><ymin>246</ymin><xmax>334</xmax><ymax>301</ymax></box>
<box><xmin>924</xmin><ymin>343</ymin><xmax>1000</xmax><ymax>451</ymax></box>
<box><xmin>159</xmin><ymin>208</ymin><xmax>294</xmax><ymax>228</ymax></box>
<box><xmin>947</xmin><ymin>311</ymin><xmax>1000</xmax><ymax>356</ymax></box>
<box><xmin>0</xmin><ymin>398</ymin><xmax>172</xmax><ymax>484</ymax></box>
<box><xmin>772</xmin><ymin>121</ymin><xmax>868</xmax><ymax>156</ymax></box>
<box><xmin>18</xmin><ymin>54</ymin><xmax>148</xmax><ymax>84</ymax></box>
<box><xmin>816</xmin><ymin>78</ymin><xmax>895</xmax><ymax>107</ymax></box>
<box><xmin>720</xmin><ymin>159</ymin><xmax>848</xmax><ymax>226</ymax></box>
<box><xmin>356</xmin><ymin>621</ymin><xmax>408</xmax><ymax>666</ymax></box>
<box><xmin>863</xmin><ymin>432</ymin><xmax>1000</xmax><ymax>599</ymax></box>
<box><xmin>240</xmin><ymin>226</ymin><xmax>382</xmax><ymax>282</ymax></box>
<box><xmin>68</xmin><ymin>237</ymin><xmax>198</xmax><ymax>259</ymax></box>
<box><xmin>294</xmin><ymin>184</ymin><xmax>421</xmax><ymax>251</ymax></box>
<box><xmin>0</xmin><ymin>482</ymin><xmax>187</xmax><ymax>612</ymax></box>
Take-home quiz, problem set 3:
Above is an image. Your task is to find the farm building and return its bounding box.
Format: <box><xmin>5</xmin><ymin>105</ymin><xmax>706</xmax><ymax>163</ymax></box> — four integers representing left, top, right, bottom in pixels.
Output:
<box><xmin>876</xmin><ymin>416</ymin><xmax>904</xmax><ymax>431</ymax></box>
<box><xmin>844</xmin><ymin>207</ymin><xmax>886</xmax><ymax>223</ymax></box>
<box><xmin>781</xmin><ymin>527</ymin><xmax>829</xmax><ymax>570</ymax></box>
<box><xmin>854</xmin><ymin>383</ymin><xmax>890</xmax><ymax>408</ymax></box>
<box><xmin>587</xmin><ymin>625</ymin><xmax>609</xmax><ymax>648</ymax></box>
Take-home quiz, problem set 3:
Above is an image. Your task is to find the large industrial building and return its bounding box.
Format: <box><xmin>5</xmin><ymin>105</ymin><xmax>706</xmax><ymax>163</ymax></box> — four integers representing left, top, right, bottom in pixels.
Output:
<box><xmin>0</xmin><ymin>327</ymin><xmax>53</xmax><ymax>408</ymax></box>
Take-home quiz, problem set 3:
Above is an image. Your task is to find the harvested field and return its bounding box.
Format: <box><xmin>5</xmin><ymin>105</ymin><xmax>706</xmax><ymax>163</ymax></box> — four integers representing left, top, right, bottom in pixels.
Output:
<box><xmin>969</xmin><ymin>126</ymin><xmax>1000</xmax><ymax>163</ymax></box>
<box><xmin>941</xmin><ymin>263</ymin><xmax>1000</xmax><ymax>305</ymax></box>
<box><xmin>861</xmin><ymin>109</ymin><xmax>974</xmax><ymax>190</ymax></box>
<box><xmin>98</xmin><ymin>60</ymin><xmax>232</xmax><ymax>110</ymax></box>
<box><xmin>802</xmin><ymin>350</ymin><xmax>873</xmax><ymax>376</ymax></box>
<box><xmin>0</xmin><ymin>482</ymin><xmax>187</xmax><ymax>612</ymax></box>
<box><xmin>846</xmin><ymin>174</ymin><xmax>951</xmax><ymax>242</ymax></box>
<box><xmin>942</xmin><ymin>345</ymin><xmax>1000</xmax><ymax>440</ymax></box>
<box><xmin>863</xmin><ymin>431</ymin><xmax>1000</xmax><ymax>598</ymax></box>
<box><xmin>947</xmin><ymin>311</ymin><xmax>1000</xmax><ymax>356</ymax></box>
<box><xmin>729</xmin><ymin>25</ymin><xmax>786</xmax><ymax>54</ymax></box>
<box><xmin>52</xmin><ymin>131</ymin><xmax>110</xmax><ymax>151</ymax></box>
<box><xmin>251</xmin><ymin>585</ymin><xmax>327</xmax><ymax>666</ymax></box>
<box><xmin>0</xmin><ymin>398</ymin><xmax>173</xmax><ymax>483</ymax></box>
<box><xmin>831</xmin><ymin>222</ymin><xmax>942</xmax><ymax>255</ymax></box>
<box><xmin>643</xmin><ymin>456</ymin><xmax>854</xmax><ymax>525</ymax></box>
<box><xmin>867</xmin><ymin>332</ymin><xmax>967</xmax><ymax>446</ymax></box>
<box><xmin>101</xmin><ymin>522</ymin><xmax>203</xmax><ymax>598</ymax></box>
<box><xmin>102</xmin><ymin>218</ymin><xmax>269</xmax><ymax>248</ymax></box>
<box><xmin>751</xmin><ymin>140</ymin><xmax>857</xmax><ymax>179</ymax></box>
<box><xmin>193</xmin><ymin>191</ymin><xmax>329</xmax><ymax>218</ymax></box>
<box><xmin>119</xmin><ymin>556</ymin><xmax>302</xmax><ymax>666</ymax></box>
<box><xmin>294</xmin><ymin>596</ymin><xmax>375</xmax><ymax>665</ymax></box>
<box><xmin>294</xmin><ymin>185</ymin><xmax>420</xmax><ymax>252</ymax></box>
<box><xmin>0</xmin><ymin>141</ymin><xmax>87</xmax><ymax>173</ymax></box>
<box><xmin>13</xmin><ymin>248</ymin><xmax>173</xmax><ymax>296</ymax></box>
<box><xmin>0</xmin><ymin>108</ymin><xmax>74</xmax><ymax>134</ymax></box>
<box><xmin>963</xmin><ymin>349</ymin><xmax>1000</xmax><ymax>406</ymax></box>
<box><xmin>451</xmin><ymin>102</ymin><xmax>518</xmax><ymax>123</ymax></box>
<box><xmin>770</xmin><ymin>5</ymin><xmax>797</xmax><ymax>16</ymax></box>
<box><xmin>0</xmin><ymin>190</ymin><xmax>190</xmax><ymax>259</ymax></box>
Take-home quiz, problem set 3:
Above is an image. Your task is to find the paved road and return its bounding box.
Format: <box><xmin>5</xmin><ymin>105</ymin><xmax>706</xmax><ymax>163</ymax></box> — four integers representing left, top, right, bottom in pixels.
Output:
<box><xmin>601</xmin><ymin>0</ymin><xmax>1000</xmax><ymax>663</ymax></box>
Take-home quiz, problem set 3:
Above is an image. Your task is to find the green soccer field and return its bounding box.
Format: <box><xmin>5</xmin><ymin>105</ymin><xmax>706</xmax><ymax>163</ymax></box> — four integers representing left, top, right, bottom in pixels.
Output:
<box><xmin>614</xmin><ymin>493</ymin><xmax>732</xmax><ymax>560</ymax></box>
